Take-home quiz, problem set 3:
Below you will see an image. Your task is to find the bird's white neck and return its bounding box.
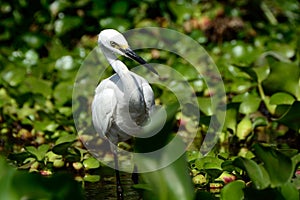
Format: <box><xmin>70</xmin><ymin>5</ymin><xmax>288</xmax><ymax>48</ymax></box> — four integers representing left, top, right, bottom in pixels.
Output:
<box><xmin>100</xmin><ymin>45</ymin><xmax>130</xmax><ymax>76</ymax></box>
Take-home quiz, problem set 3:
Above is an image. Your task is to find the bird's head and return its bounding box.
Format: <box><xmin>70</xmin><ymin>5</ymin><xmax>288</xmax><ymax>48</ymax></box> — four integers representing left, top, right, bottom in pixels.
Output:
<box><xmin>98</xmin><ymin>29</ymin><xmax>129</xmax><ymax>56</ymax></box>
<box><xmin>98</xmin><ymin>29</ymin><xmax>158</xmax><ymax>75</ymax></box>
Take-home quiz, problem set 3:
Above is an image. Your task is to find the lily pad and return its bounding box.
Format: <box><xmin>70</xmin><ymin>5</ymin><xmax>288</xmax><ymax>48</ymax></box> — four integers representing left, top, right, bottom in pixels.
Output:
<box><xmin>83</xmin><ymin>157</ymin><xmax>100</xmax><ymax>169</ymax></box>
<box><xmin>83</xmin><ymin>174</ymin><xmax>100</xmax><ymax>183</ymax></box>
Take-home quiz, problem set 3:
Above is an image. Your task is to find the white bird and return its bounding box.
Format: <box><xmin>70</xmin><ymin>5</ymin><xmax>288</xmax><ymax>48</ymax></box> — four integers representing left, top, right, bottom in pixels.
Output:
<box><xmin>91</xmin><ymin>29</ymin><xmax>158</xmax><ymax>200</ymax></box>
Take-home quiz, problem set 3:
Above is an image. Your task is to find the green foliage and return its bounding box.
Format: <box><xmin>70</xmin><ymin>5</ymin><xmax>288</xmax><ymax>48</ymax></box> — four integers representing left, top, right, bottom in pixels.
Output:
<box><xmin>136</xmin><ymin>139</ymin><xmax>195</xmax><ymax>200</ymax></box>
<box><xmin>0</xmin><ymin>157</ymin><xmax>84</xmax><ymax>200</ymax></box>
<box><xmin>1</xmin><ymin>0</ymin><xmax>300</xmax><ymax>199</ymax></box>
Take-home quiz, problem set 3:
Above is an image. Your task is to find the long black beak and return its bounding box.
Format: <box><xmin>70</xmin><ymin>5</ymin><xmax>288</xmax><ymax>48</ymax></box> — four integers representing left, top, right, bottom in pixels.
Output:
<box><xmin>123</xmin><ymin>48</ymin><xmax>158</xmax><ymax>75</ymax></box>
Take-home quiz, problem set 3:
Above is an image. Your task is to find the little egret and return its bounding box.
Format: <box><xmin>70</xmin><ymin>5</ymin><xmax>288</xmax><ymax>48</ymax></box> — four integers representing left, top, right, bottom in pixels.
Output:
<box><xmin>92</xmin><ymin>29</ymin><xmax>158</xmax><ymax>200</ymax></box>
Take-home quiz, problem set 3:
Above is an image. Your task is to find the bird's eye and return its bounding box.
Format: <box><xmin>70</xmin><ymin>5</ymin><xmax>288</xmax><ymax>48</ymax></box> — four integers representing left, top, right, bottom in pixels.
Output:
<box><xmin>110</xmin><ymin>41</ymin><xmax>119</xmax><ymax>48</ymax></box>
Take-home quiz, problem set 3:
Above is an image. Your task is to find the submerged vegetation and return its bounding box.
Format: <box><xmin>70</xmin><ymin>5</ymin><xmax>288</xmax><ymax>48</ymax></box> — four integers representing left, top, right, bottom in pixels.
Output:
<box><xmin>0</xmin><ymin>0</ymin><xmax>300</xmax><ymax>199</ymax></box>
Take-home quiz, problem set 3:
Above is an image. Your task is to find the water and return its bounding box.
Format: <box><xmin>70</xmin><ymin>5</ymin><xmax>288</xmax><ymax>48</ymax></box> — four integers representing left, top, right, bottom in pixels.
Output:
<box><xmin>85</xmin><ymin>170</ymin><xmax>141</xmax><ymax>200</ymax></box>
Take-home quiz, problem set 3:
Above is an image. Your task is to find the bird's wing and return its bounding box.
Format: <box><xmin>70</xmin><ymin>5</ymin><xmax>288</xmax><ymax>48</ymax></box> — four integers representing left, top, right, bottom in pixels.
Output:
<box><xmin>141</xmin><ymin>81</ymin><xmax>155</xmax><ymax>112</ymax></box>
<box><xmin>91</xmin><ymin>83</ymin><xmax>117</xmax><ymax>139</ymax></box>
<box><xmin>130</xmin><ymin>72</ymin><xmax>155</xmax><ymax>112</ymax></box>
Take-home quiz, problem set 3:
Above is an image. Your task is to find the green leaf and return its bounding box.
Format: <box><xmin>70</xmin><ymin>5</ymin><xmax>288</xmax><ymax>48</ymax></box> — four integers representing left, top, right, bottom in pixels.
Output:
<box><xmin>99</xmin><ymin>17</ymin><xmax>130</xmax><ymax>32</ymax></box>
<box><xmin>220</xmin><ymin>180</ymin><xmax>245</xmax><ymax>200</ymax></box>
<box><xmin>53</xmin><ymin>81</ymin><xmax>73</xmax><ymax>106</ymax></box>
<box><xmin>1</xmin><ymin>68</ymin><xmax>26</xmax><ymax>87</ymax></box>
<box><xmin>197</xmin><ymin>97</ymin><xmax>213</xmax><ymax>116</ymax></box>
<box><xmin>195</xmin><ymin>156</ymin><xmax>223</xmax><ymax>170</ymax></box>
<box><xmin>232</xmin><ymin>93</ymin><xmax>261</xmax><ymax>115</ymax></box>
<box><xmin>224</xmin><ymin>103</ymin><xmax>239</xmax><ymax>132</ymax></box>
<box><xmin>233</xmin><ymin>157</ymin><xmax>270</xmax><ymax>190</ymax></box>
<box><xmin>54</xmin><ymin>16</ymin><xmax>83</xmax><ymax>36</ymax></box>
<box><xmin>25</xmin><ymin>144</ymin><xmax>49</xmax><ymax>161</ymax></box>
<box><xmin>111</xmin><ymin>1</ymin><xmax>128</xmax><ymax>15</ymax></box>
<box><xmin>23</xmin><ymin>49</ymin><xmax>39</xmax><ymax>66</ymax></box>
<box><xmin>52</xmin><ymin>134</ymin><xmax>77</xmax><ymax>155</ymax></box>
<box><xmin>253</xmin><ymin>144</ymin><xmax>294</xmax><ymax>187</ymax></box>
<box><xmin>262</xmin><ymin>57</ymin><xmax>300</xmax><ymax>98</ymax></box>
<box><xmin>83</xmin><ymin>174</ymin><xmax>100</xmax><ymax>183</ymax></box>
<box><xmin>236</xmin><ymin>116</ymin><xmax>252</xmax><ymax>140</ymax></box>
<box><xmin>280</xmin><ymin>182</ymin><xmax>299</xmax><ymax>200</ymax></box>
<box><xmin>137</xmin><ymin>138</ymin><xmax>194</xmax><ymax>200</ymax></box>
<box><xmin>52</xmin><ymin>143</ymin><xmax>72</xmax><ymax>156</ymax></box>
<box><xmin>252</xmin><ymin>116</ymin><xmax>268</xmax><ymax>129</ymax></box>
<box><xmin>269</xmin><ymin>92</ymin><xmax>295</xmax><ymax>105</ymax></box>
<box><xmin>83</xmin><ymin>157</ymin><xmax>100</xmax><ymax>169</ymax></box>
<box><xmin>55</xmin><ymin>55</ymin><xmax>75</xmax><ymax>71</ymax></box>
<box><xmin>19</xmin><ymin>76</ymin><xmax>52</xmax><ymax>97</ymax></box>
<box><xmin>253</xmin><ymin>64</ymin><xmax>270</xmax><ymax>83</ymax></box>
<box><xmin>168</xmin><ymin>2</ymin><xmax>193</xmax><ymax>23</ymax></box>
<box><xmin>186</xmin><ymin>151</ymin><xmax>201</xmax><ymax>162</ymax></box>
<box><xmin>34</xmin><ymin>120</ymin><xmax>59</xmax><ymax>132</ymax></box>
<box><xmin>227</xmin><ymin>79</ymin><xmax>253</xmax><ymax>93</ymax></box>
<box><xmin>22</xmin><ymin>33</ymin><xmax>46</xmax><ymax>49</ymax></box>
<box><xmin>239</xmin><ymin>95</ymin><xmax>261</xmax><ymax>115</ymax></box>
<box><xmin>55</xmin><ymin>134</ymin><xmax>77</xmax><ymax>145</ymax></box>
<box><xmin>292</xmin><ymin>153</ymin><xmax>300</xmax><ymax>167</ymax></box>
<box><xmin>275</xmin><ymin>101</ymin><xmax>300</xmax><ymax>131</ymax></box>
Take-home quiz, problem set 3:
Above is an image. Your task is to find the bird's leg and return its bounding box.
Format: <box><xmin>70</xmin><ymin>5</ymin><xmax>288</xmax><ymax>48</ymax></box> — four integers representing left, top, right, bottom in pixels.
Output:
<box><xmin>113</xmin><ymin>149</ymin><xmax>124</xmax><ymax>200</ymax></box>
<box><xmin>131</xmin><ymin>165</ymin><xmax>139</xmax><ymax>184</ymax></box>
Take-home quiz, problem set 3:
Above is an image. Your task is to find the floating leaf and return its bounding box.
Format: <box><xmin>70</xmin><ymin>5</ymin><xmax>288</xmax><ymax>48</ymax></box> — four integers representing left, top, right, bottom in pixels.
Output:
<box><xmin>83</xmin><ymin>157</ymin><xmax>100</xmax><ymax>169</ymax></box>
<box><xmin>220</xmin><ymin>180</ymin><xmax>245</xmax><ymax>200</ymax></box>
<box><xmin>83</xmin><ymin>174</ymin><xmax>100</xmax><ymax>183</ymax></box>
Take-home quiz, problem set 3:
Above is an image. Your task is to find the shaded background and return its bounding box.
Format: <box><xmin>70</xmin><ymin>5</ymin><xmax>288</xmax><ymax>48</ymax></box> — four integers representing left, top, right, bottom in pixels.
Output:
<box><xmin>0</xmin><ymin>0</ymin><xmax>300</xmax><ymax>199</ymax></box>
